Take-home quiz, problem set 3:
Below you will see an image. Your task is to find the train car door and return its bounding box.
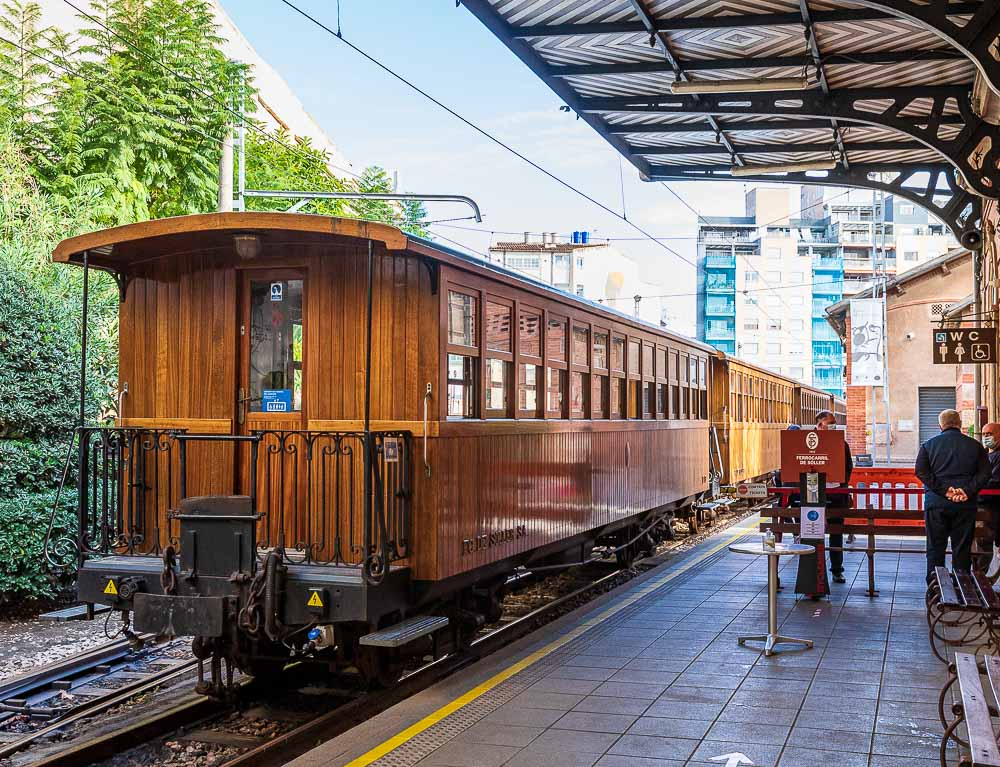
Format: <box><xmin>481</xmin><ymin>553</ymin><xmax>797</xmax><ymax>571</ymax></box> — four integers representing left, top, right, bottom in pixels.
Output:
<box><xmin>237</xmin><ymin>270</ymin><xmax>307</xmax><ymax>550</ymax></box>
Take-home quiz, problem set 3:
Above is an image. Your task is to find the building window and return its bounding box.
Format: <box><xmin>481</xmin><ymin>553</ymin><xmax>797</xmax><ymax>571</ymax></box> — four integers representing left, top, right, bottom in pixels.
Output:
<box><xmin>789</xmin><ymin>342</ymin><xmax>804</xmax><ymax>355</ymax></box>
<box><xmin>904</xmin><ymin>250</ymin><xmax>919</xmax><ymax>262</ymax></box>
<box><xmin>744</xmin><ymin>318</ymin><xmax>759</xmax><ymax>331</ymax></box>
<box><xmin>744</xmin><ymin>270</ymin><xmax>759</xmax><ymax>283</ymax></box>
<box><xmin>766</xmin><ymin>271</ymin><xmax>781</xmax><ymax>282</ymax></box>
<box><xmin>767</xmin><ymin>319</ymin><xmax>782</xmax><ymax>331</ymax></box>
<box><xmin>790</xmin><ymin>319</ymin><xmax>804</xmax><ymax>331</ymax></box>
<box><xmin>448</xmin><ymin>291</ymin><xmax>477</xmax><ymax>347</ymax></box>
<box><xmin>767</xmin><ymin>342</ymin><xmax>781</xmax><ymax>355</ymax></box>
<box><xmin>575</xmin><ymin>284</ymin><xmax>585</xmax><ymax>296</ymax></box>
<box><xmin>447</xmin><ymin>354</ymin><xmax>477</xmax><ymax>418</ymax></box>
<box><xmin>593</xmin><ymin>332</ymin><xmax>608</xmax><ymax>369</ymax></box>
<box><xmin>486</xmin><ymin>301</ymin><xmax>511</xmax><ymax>352</ymax></box>
<box><xmin>547</xmin><ymin>368</ymin><xmax>567</xmax><ymax>417</ymax></box>
<box><xmin>900</xmin><ymin>204</ymin><xmax>915</xmax><ymax>215</ymax></box>
<box><xmin>743</xmin><ymin>342</ymin><xmax>759</xmax><ymax>355</ymax></box>
<box><xmin>553</xmin><ymin>254</ymin><xmax>570</xmax><ymax>285</ymax></box>
<box><xmin>744</xmin><ymin>296</ymin><xmax>757</xmax><ymax>305</ymax></box>
<box><xmin>767</xmin><ymin>247</ymin><xmax>781</xmax><ymax>260</ymax></box>
<box><xmin>506</xmin><ymin>255</ymin><xmax>541</xmax><ymax>271</ymax></box>
<box><xmin>790</xmin><ymin>366</ymin><xmax>805</xmax><ymax>379</ymax></box>
<box><xmin>789</xmin><ymin>295</ymin><xmax>804</xmax><ymax>306</ymax></box>
<box><xmin>790</xmin><ymin>272</ymin><xmax>803</xmax><ymax>284</ymax></box>
<box><xmin>765</xmin><ymin>295</ymin><xmax>780</xmax><ymax>306</ymax></box>
<box><xmin>518</xmin><ymin>363</ymin><xmax>541</xmax><ymax>416</ymax></box>
<box><xmin>520</xmin><ymin>310</ymin><xmax>541</xmax><ymax>357</ymax></box>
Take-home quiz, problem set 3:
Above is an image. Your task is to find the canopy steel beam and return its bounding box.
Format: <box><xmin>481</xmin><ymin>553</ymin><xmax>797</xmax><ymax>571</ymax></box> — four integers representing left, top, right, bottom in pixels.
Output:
<box><xmin>582</xmin><ymin>87</ymin><xmax>1000</xmax><ymax>197</ymax></box>
<box><xmin>634</xmin><ymin>140</ymin><xmax>923</xmax><ymax>156</ymax></box>
<box><xmin>625</xmin><ymin>0</ymin><xmax>743</xmax><ymax>166</ymax></box>
<box><xmin>798</xmin><ymin>0</ymin><xmax>849</xmax><ymax>170</ymax></box>
<box><xmin>554</xmin><ymin>50</ymin><xmax>966</xmax><ymax>78</ymax></box>
<box><xmin>507</xmin><ymin>4</ymin><xmax>981</xmax><ymax>37</ymax></box>
<box><xmin>850</xmin><ymin>0</ymin><xmax>1000</xmax><ymax>95</ymax></box>
<box><xmin>607</xmin><ymin>116</ymin><xmax>967</xmax><ymax>134</ymax></box>
<box><xmin>648</xmin><ymin>163</ymin><xmax>981</xmax><ymax>244</ymax></box>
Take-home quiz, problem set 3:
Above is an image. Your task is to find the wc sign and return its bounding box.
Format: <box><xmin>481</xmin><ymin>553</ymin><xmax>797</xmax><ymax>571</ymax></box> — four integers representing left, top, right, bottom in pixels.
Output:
<box><xmin>933</xmin><ymin>327</ymin><xmax>996</xmax><ymax>364</ymax></box>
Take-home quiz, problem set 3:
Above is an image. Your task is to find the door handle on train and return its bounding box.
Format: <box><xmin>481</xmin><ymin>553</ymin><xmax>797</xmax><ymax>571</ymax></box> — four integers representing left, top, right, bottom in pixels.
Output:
<box><xmin>116</xmin><ymin>382</ymin><xmax>128</xmax><ymax>423</ymax></box>
<box><xmin>423</xmin><ymin>383</ymin><xmax>432</xmax><ymax>477</ymax></box>
<box><xmin>237</xmin><ymin>387</ymin><xmax>261</xmax><ymax>426</ymax></box>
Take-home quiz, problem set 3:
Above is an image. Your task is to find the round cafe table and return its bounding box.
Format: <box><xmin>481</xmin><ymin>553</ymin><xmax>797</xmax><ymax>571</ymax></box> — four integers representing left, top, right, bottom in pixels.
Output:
<box><xmin>729</xmin><ymin>541</ymin><xmax>816</xmax><ymax>656</ymax></box>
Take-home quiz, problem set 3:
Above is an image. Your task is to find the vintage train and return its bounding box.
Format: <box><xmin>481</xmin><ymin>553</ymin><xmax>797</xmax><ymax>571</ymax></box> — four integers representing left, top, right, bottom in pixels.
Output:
<box><xmin>50</xmin><ymin>213</ymin><xmax>845</xmax><ymax>691</ymax></box>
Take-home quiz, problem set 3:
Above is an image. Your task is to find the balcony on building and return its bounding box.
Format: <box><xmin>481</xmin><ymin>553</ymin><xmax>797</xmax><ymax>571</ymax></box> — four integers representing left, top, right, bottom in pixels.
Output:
<box><xmin>704</xmin><ymin>252</ymin><xmax>737</xmax><ymax>269</ymax></box>
<box><xmin>812</xmin><ymin>298</ymin><xmax>839</xmax><ymax>318</ymax></box>
<box><xmin>812</xmin><ymin>319</ymin><xmax>840</xmax><ymax>342</ymax></box>
<box><xmin>705</xmin><ymin>321</ymin><xmax>736</xmax><ymax>341</ymax></box>
<box><xmin>811</xmin><ymin>254</ymin><xmax>843</xmax><ymax>271</ymax></box>
<box><xmin>705</xmin><ymin>273</ymin><xmax>736</xmax><ymax>292</ymax></box>
<box><xmin>705</xmin><ymin>297</ymin><xmax>736</xmax><ymax>315</ymax></box>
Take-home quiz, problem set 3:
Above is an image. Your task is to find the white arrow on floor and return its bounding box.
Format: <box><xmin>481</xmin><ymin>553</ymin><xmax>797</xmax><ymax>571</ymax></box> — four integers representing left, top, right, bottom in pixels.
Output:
<box><xmin>711</xmin><ymin>753</ymin><xmax>754</xmax><ymax>767</ymax></box>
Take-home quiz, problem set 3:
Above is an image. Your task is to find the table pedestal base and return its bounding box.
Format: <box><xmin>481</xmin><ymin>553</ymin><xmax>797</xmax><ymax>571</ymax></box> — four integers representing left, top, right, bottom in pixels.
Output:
<box><xmin>737</xmin><ymin>633</ymin><xmax>814</xmax><ymax>657</ymax></box>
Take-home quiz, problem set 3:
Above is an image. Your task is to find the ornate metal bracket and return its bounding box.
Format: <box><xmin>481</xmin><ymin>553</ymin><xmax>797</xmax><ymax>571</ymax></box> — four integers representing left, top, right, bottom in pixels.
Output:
<box><xmin>584</xmin><ymin>87</ymin><xmax>1000</xmax><ymax>199</ymax></box>
<box><xmin>648</xmin><ymin>163</ymin><xmax>982</xmax><ymax>247</ymax></box>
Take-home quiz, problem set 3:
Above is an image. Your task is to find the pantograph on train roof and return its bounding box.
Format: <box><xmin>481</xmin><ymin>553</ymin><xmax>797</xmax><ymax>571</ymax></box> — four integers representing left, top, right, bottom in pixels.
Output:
<box><xmin>461</xmin><ymin>0</ymin><xmax>1000</xmax><ymax>244</ymax></box>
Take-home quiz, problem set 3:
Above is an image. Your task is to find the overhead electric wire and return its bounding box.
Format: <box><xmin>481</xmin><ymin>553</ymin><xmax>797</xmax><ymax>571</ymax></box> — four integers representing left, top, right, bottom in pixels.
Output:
<box><xmin>58</xmin><ymin>0</ymin><xmax>363</xmax><ymax>182</ymax></box>
<box><xmin>276</xmin><ymin>0</ymin><xmax>696</xmax><ymax>269</ymax></box>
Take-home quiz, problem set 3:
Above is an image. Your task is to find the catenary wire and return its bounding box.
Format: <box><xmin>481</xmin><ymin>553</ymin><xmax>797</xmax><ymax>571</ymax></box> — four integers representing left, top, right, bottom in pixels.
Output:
<box><xmin>276</xmin><ymin>0</ymin><xmax>697</xmax><ymax>269</ymax></box>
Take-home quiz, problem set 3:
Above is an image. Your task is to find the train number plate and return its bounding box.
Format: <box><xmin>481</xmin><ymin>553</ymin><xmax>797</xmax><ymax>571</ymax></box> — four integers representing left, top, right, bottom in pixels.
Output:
<box><xmin>134</xmin><ymin>594</ymin><xmax>225</xmax><ymax>637</ymax></box>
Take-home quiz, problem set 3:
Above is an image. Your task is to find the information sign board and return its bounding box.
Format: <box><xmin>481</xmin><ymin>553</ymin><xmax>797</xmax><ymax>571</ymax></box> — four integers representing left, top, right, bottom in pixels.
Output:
<box><xmin>933</xmin><ymin>327</ymin><xmax>996</xmax><ymax>364</ymax></box>
<box><xmin>262</xmin><ymin>389</ymin><xmax>292</xmax><ymax>412</ymax></box>
<box><xmin>800</xmin><ymin>506</ymin><xmax>826</xmax><ymax>538</ymax></box>
<box><xmin>735</xmin><ymin>483</ymin><xmax>769</xmax><ymax>499</ymax></box>
<box><xmin>780</xmin><ymin>429</ymin><xmax>846</xmax><ymax>482</ymax></box>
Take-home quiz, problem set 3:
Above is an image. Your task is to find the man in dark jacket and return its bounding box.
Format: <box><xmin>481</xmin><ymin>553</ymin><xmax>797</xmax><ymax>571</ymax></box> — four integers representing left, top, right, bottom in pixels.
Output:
<box><xmin>816</xmin><ymin>410</ymin><xmax>852</xmax><ymax>583</ymax></box>
<box><xmin>915</xmin><ymin>409</ymin><xmax>991</xmax><ymax>581</ymax></box>
<box><xmin>981</xmin><ymin>422</ymin><xmax>1000</xmax><ymax>577</ymax></box>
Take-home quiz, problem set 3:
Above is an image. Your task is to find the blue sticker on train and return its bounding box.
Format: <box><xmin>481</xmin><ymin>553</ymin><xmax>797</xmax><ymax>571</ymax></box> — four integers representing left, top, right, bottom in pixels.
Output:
<box><xmin>262</xmin><ymin>389</ymin><xmax>292</xmax><ymax>412</ymax></box>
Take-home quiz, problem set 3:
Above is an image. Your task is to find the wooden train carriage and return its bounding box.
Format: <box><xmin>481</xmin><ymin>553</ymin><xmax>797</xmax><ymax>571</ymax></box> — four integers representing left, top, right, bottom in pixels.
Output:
<box><xmin>708</xmin><ymin>355</ymin><xmax>795</xmax><ymax>486</ymax></box>
<box><xmin>55</xmin><ymin>213</ymin><xmax>712</xmax><ymax>635</ymax></box>
<box><xmin>795</xmin><ymin>384</ymin><xmax>837</xmax><ymax>427</ymax></box>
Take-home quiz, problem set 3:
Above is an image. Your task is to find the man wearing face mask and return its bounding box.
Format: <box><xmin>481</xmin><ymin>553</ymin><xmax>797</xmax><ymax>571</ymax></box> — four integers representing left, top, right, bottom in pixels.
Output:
<box><xmin>816</xmin><ymin>410</ymin><xmax>852</xmax><ymax>584</ymax></box>
<box><xmin>982</xmin><ymin>423</ymin><xmax>1000</xmax><ymax>577</ymax></box>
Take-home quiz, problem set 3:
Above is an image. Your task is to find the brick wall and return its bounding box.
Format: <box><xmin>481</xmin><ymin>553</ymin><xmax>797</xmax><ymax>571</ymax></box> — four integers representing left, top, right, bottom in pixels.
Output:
<box><xmin>843</xmin><ymin>315</ymin><xmax>868</xmax><ymax>454</ymax></box>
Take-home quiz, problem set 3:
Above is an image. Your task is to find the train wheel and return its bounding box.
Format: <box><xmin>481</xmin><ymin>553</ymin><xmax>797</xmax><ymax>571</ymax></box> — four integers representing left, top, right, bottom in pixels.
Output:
<box><xmin>615</xmin><ymin>525</ymin><xmax>640</xmax><ymax>569</ymax></box>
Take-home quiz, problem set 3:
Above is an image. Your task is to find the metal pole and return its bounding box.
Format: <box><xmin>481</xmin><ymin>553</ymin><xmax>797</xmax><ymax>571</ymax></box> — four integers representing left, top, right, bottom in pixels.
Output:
<box><xmin>237</xmin><ymin>71</ymin><xmax>246</xmax><ymax>212</ymax></box>
<box><xmin>974</xmin><ymin>249</ymin><xmax>983</xmax><ymax>428</ymax></box>
<box><xmin>880</xmin><ymin>188</ymin><xmax>891</xmax><ymax>462</ymax></box>
<box><xmin>363</xmin><ymin>240</ymin><xmax>374</xmax><ymax>572</ymax></box>
<box><xmin>218</xmin><ymin>128</ymin><xmax>234</xmax><ymax>213</ymax></box>
<box><xmin>79</xmin><ymin>250</ymin><xmax>90</xmax><ymax>427</ymax></box>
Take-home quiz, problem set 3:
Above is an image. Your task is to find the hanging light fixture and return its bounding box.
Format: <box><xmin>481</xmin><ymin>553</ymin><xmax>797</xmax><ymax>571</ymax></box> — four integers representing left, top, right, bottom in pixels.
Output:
<box><xmin>669</xmin><ymin>76</ymin><xmax>811</xmax><ymax>95</ymax></box>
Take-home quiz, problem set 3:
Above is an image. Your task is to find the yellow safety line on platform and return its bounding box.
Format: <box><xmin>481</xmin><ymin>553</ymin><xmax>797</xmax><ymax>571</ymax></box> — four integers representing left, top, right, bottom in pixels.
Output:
<box><xmin>343</xmin><ymin>517</ymin><xmax>759</xmax><ymax>767</ymax></box>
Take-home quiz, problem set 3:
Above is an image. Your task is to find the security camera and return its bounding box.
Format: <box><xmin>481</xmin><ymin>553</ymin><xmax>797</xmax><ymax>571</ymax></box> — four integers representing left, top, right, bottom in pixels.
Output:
<box><xmin>905</xmin><ymin>331</ymin><xmax>915</xmax><ymax>341</ymax></box>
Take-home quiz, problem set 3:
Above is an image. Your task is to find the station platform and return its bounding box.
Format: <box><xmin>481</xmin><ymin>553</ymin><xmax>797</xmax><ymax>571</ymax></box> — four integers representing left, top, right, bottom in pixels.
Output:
<box><xmin>290</xmin><ymin>517</ymin><xmax>951</xmax><ymax>767</ymax></box>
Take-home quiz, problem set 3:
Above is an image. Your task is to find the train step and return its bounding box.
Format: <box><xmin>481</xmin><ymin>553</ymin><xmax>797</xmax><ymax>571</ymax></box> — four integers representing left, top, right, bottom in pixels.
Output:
<box><xmin>359</xmin><ymin>616</ymin><xmax>449</xmax><ymax>648</ymax></box>
<box><xmin>39</xmin><ymin>603</ymin><xmax>111</xmax><ymax>621</ymax></box>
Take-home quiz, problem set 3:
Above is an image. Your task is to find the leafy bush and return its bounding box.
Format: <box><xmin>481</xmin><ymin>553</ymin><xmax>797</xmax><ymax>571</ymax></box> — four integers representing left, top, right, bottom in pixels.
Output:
<box><xmin>0</xmin><ymin>488</ymin><xmax>76</xmax><ymax>605</ymax></box>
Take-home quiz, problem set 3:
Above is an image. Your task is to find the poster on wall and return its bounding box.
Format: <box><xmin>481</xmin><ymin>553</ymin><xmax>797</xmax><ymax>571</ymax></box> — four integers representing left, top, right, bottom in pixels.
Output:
<box><xmin>850</xmin><ymin>298</ymin><xmax>885</xmax><ymax>386</ymax></box>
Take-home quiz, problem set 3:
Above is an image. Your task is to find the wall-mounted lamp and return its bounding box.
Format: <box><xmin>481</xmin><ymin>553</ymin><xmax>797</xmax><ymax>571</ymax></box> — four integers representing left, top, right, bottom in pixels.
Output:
<box><xmin>233</xmin><ymin>233</ymin><xmax>261</xmax><ymax>260</ymax></box>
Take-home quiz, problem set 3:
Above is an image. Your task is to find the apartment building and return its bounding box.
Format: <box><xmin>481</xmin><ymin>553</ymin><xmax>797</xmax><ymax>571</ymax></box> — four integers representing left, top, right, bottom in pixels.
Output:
<box><xmin>697</xmin><ymin>187</ymin><xmax>955</xmax><ymax>396</ymax></box>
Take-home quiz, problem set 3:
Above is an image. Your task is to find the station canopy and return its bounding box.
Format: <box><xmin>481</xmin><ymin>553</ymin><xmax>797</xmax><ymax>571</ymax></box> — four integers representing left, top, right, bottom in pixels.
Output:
<box><xmin>460</xmin><ymin>0</ymin><xmax>1000</xmax><ymax>242</ymax></box>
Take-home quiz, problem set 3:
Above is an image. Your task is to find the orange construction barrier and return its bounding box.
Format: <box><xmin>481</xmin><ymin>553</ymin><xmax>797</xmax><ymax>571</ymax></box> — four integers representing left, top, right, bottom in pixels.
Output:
<box><xmin>846</xmin><ymin>467</ymin><xmax>923</xmax><ymax>527</ymax></box>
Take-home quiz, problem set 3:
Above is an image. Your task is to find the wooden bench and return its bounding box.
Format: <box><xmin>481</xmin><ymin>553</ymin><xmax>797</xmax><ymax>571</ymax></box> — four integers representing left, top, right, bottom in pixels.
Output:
<box><xmin>927</xmin><ymin>567</ymin><xmax>1000</xmax><ymax>664</ymax></box>
<box><xmin>940</xmin><ymin>653</ymin><xmax>1000</xmax><ymax>767</ymax></box>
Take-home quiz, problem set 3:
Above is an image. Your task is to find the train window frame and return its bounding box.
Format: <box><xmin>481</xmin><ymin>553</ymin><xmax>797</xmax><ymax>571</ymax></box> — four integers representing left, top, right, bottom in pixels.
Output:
<box><xmin>517</xmin><ymin>303</ymin><xmax>544</xmax><ymax>418</ymax></box>
<box><xmin>642</xmin><ymin>342</ymin><xmax>655</xmax><ymax>420</ymax></box>
<box><xmin>611</xmin><ymin>335</ymin><xmax>625</xmax><ymax>374</ymax></box>
<box><xmin>447</xmin><ymin>289</ymin><xmax>478</xmax><ymax>349</ymax></box>
<box><xmin>517</xmin><ymin>362</ymin><xmax>543</xmax><ymax>418</ymax></box>
<box><xmin>518</xmin><ymin>306</ymin><xmax>543</xmax><ymax>359</ymax></box>
<box><xmin>593</xmin><ymin>329</ymin><xmax>609</xmax><ymax>371</ymax></box>
<box><xmin>610</xmin><ymin>333</ymin><xmax>627</xmax><ymax>419</ymax></box>
<box><xmin>446</xmin><ymin>352</ymin><xmax>478</xmax><ymax>419</ymax></box>
<box><xmin>546</xmin><ymin>314</ymin><xmax>568</xmax><ymax>364</ymax></box>
<box><xmin>668</xmin><ymin>349</ymin><xmax>679</xmax><ymax>419</ymax></box>
<box><xmin>485</xmin><ymin>298</ymin><xmax>513</xmax><ymax>354</ymax></box>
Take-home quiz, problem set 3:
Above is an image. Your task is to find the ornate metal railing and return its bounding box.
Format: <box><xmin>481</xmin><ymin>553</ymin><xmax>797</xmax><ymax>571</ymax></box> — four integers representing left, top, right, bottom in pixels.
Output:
<box><xmin>46</xmin><ymin>427</ymin><xmax>411</xmax><ymax>579</ymax></box>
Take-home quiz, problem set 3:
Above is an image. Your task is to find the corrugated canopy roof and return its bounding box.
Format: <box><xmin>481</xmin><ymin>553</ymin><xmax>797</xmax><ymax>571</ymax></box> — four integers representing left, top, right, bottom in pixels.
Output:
<box><xmin>461</xmin><ymin>0</ymin><xmax>1000</xmax><ymax>242</ymax></box>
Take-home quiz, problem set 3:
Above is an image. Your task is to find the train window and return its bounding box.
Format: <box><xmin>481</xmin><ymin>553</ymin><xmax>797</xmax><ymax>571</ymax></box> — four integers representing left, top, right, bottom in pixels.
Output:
<box><xmin>547</xmin><ymin>368</ymin><xmax>567</xmax><ymax>417</ymax></box>
<box><xmin>570</xmin><ymin>371</ymin><xmax>589</xmax><ymax>418</ymax></box>
<box><xmin>547</xmin><ymin>316</ymin><xmax>567</xmax><ymax>362</ymax></box>
<box><xmin>592</xmin><ymin>376</ymin><xmax>608</xmax><ymax>419</ymax></box>
<box><xmin>656</xmin><ymin>347</ymin><xmax>667</xmax><ymax>380</ymax></box>
<box><xmin>610</xmin><ymin>377</ymin><xmax>625</xmax><ymax>418</ymax></box>
<box><xmin>486</xmin><ymin>302</ymin><xmax>511</xmax><ymax>353</ymax></box>
<box><xmin>518</xmin><ymin>363</ymin><xmax>542</xmax><ymax>416</ymax></box>
<box><xmin>593</xmin><ymin>332</ymin><xmax>608</xmax><ymax>369</ymax></box>
<box><xmin>642</xmin><ymin>344</ymin><xmax>654</xmax><ymax>378</ymax></box>
<box><xmin>485</xmin><ymin>359</ymin><xmax>511</xmax><ymax>417</ymax></box>
<box><xmin>519</xmin><ymin>310</ymin><xmax>541</xmax><ymax>357</ymax></box>
<box><xmin>689</xmin><ymin>357</ymin><xmax>698</xmax><ymax>388</ymax></box>
<box><xmin>611</xmin><ymin>337</ymin><xmax>625</xmax><ymax>372</ymax></box>
<box><xmin>699</xmin><ymin>359</ymin><xmax>707</xmax><ymax>389</ymax></box>
<box><xmin>657</xmin><ymin>383</ymin><xmax>667</xmax><ymax>417</ymax></box>
<box><xmin>629</xmin><ymin>381</ymin><xmax>642</xmax><ymax>418</ymax></box>
<box><xmin>627</xmin><ymin>339</ymin><xmax>640</xmax><ymax>376</ymax></box>
<box><xmin>572</xmin><ymin>326</ymin><xmax>590</xmax><ymax>366</ymax></box>
<box><xmin>700</xmin><ymin>387</ymin><xmax>708</xmax><ymax>420</ymax></box>
<box><xmin>248</xmin><ymin>278</ymin><xmax>303</xmax><ymax>413</ymax></box>
<box><xmin>668</xmin><ymin>350</ymin><xmax>678</xmax><ymax>382</ymax></box>
<box><xmin>448</xmin><ymin>291</ymin><xmax>477</xmax><ymax>347</ymax></box>
<box><xmin>678</xmin><ymin>353</ymin><xmax>688</xmax><ymax>384</ymax></box>
<box><xmin>645</xmin><ymin>382</ymin><xmax>656</xmax><ymax>418</ymax></box>
<box><xmin>447</xmin><ymin>354</ymin><xmax>477</xmax><ymax>418</ymax></box>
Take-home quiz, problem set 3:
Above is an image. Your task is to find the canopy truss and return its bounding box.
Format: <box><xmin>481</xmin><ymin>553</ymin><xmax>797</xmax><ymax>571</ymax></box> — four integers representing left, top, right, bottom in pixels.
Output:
<box><xmin>461</xmin><ymin>0</ymin><xmax>1000</xmax><ymax>243</ymax></box>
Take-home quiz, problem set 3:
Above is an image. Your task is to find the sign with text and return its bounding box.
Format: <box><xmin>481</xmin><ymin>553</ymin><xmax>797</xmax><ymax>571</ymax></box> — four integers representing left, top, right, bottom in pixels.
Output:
<box><xmin>850</xmin><ymin>298</ymin><xmax>885</xmax><ymax>385</ymax></box>
<box><xmin>933</xmin><ymin>327</ymin><xmax>996</xmax><ymax>364</ymax></box>
<box><xmin>800</xmin><ymin>505</ymin><xmax>826</xmax><ymax>538</ymax></box>
<box><xmin>262</xmin><ymin>389</ymin><xmax>292</xmax><ymax>412</ymax></box>
<box><xmin>736</xmin><ymin>482</ymin><xmax>769</xmax><ymax>499</ymax></box>
<box><xmin>780</xmin><ymin>429</ymin><xmax>846</xmax><ymax>482</ymax></box>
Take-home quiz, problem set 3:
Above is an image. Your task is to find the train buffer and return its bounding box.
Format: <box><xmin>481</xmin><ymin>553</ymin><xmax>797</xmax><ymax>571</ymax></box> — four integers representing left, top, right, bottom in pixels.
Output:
<box><xmin>359</xmin><ymin>616</ymin><xmax>449</xmax><ymax>648</ymax></box>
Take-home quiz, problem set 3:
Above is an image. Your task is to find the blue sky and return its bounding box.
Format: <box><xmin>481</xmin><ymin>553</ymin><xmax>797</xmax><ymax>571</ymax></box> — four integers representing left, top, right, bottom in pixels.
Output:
<box><xmin>220</xmin><ymin>0</ymin><xmax>771</xmax><ymax>331</ymax></box>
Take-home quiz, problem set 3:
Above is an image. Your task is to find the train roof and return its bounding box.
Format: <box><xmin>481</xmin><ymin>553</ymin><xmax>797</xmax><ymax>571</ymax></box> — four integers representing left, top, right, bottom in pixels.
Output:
<box><xmin>52</xmin><ymin>211</ymin><xmax>717</xmax><ymax>355</ymax></box>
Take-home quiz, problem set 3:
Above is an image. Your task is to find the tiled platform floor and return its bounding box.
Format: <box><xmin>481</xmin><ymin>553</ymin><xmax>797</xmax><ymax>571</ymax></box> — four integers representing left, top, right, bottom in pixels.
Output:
<box><xmin>293</xmin><ymin>518</ymin><xmax>959</xmax><ymax>767</ymax></box>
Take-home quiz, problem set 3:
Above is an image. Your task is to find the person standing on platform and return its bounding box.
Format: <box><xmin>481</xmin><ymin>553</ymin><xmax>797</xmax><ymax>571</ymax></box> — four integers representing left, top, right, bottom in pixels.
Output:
<box><xmin>816</xmin><ymin>410</ymin><xmax>852</xmax><ymax>584</ymax></box>
<box><xmin>979</xmin><ymin>422</ymin><xmax>1000</xmax><ymax>577</ymax></box>
<box><xmin>915</xmin><ymin>409</ymin><xmax>991</xmax><ymax>582</ymax></box>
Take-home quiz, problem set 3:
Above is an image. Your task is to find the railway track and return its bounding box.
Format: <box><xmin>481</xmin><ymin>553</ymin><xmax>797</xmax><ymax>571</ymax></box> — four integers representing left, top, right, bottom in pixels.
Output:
<box><xmin>8</xmin><ymin>500</ymin><xmax>761</xmax><ymax>767</ymax></box>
